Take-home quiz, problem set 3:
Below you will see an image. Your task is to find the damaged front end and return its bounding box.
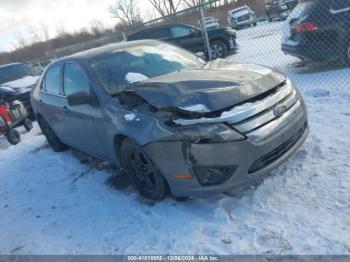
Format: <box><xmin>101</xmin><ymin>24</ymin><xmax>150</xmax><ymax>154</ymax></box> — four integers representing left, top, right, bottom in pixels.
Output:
<box><xmin>114</xmin><ymin>64</ymin><xmax>308</xmax><ymax>196</ymax></box>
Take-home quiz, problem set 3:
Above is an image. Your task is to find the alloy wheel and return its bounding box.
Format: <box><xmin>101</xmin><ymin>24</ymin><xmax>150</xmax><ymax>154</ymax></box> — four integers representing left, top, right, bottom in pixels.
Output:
<box><xmin>211</xmin><ymin>44</ymin><xmax>224</xmax><ymax>59</ymax></box>
<box><xmin>126</xmin><ymin>148</ymin><xmax>157</xmax><ymax>191</ymax></box>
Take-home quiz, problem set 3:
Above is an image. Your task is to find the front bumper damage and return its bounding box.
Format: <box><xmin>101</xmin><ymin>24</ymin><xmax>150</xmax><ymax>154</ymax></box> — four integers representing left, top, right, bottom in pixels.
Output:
<box><xmin>143</xmin><ymin>80</ymin><xmax>309</xmax><ymax>197</ymax></box>
<box><xmin>144</xmin><ymin>113</ymin><xmax>308</xmax><ymax>197</ymax></box>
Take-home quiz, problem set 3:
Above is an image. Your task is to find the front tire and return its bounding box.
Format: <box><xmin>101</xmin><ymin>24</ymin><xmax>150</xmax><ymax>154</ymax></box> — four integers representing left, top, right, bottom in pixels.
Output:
<box><xmin>38</xmin><ymin>117</ymin><xmax>67</xmax><ymax>152</ymax></box>
<box><xmin>120</xmin><ymin>139</ymin><xmax>167</xmax><ymax>200</ymax></box>
<box><xmin>6</xmin><ymin>129</ymin><xmax>20</xmax><ymax>145</ymax></box>
<box><xmin>210</xmin><ymin>41</ymin><xmax>228</xmax><ymax>59</ymax></box>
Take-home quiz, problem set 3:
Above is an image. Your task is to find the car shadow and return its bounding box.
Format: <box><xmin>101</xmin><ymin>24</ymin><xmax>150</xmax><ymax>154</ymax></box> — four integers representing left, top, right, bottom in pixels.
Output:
<box><xmin>288</xmin><ymin>60</ymin><xmax>349</xmax><ymax>74</ymax></box>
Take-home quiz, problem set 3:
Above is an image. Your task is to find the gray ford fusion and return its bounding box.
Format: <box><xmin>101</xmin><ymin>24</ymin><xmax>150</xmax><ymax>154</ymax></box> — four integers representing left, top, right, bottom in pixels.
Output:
<box><xmin>31</xmin><ymin>40</ymin><xmax>308</xmax><ymax>200</ymax></box>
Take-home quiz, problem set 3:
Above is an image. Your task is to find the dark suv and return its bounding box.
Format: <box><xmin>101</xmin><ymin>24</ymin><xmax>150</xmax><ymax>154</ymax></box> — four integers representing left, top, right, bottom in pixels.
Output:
<box><xmin>0</xmin><ymin>63</ymin><xmax>41</xmax><ymax>117</ymax></box>
<box><xmin>282</xmin><ymin>0</ymin><xmax>350</xmax><ymax>65</ymax></box>
<box><xmin>266</xmin><ymin>0</ymin><xmax>299</xmax><ymax>21</ymax></box>
<box><xmin>127</xmin><ymin>24</ymin><xmax>237</xmax><ymax>59</ymax></box>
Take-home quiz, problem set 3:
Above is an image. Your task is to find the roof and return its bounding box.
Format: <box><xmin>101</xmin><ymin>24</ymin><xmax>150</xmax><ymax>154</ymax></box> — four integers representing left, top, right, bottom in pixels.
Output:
<box><xmin>0</xmin><ymin>63</ymin><xmax>24</xmax><ymax>69</ymax></box>
<box><xmin>59</xmin><ymin>39</ymin><xmax>161</xmax><ymax>61</ymax></box>
<box><xmin>229</xmin><ymin>5</ymin><xmax>250</xmax><ymax>12</ymax></box>
<box><xmin>128</xmin><ymin>23</ymin><xmax>197</xmax><ymax>38</ymax></box>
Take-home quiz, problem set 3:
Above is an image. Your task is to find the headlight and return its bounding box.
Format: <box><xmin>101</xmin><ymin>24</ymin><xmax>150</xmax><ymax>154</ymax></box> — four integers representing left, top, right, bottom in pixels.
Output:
<box><xmin>177</xmin><ymin>123</ymin><xmax>245</xmax><ymax>143</ymax></box>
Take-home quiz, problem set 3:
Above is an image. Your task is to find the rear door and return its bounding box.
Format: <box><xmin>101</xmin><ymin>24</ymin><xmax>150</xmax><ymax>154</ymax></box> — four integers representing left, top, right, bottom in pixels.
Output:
<box><xmin>39</xmin><ymin>64</ymin><xmax>68</xmax><ymax>141</ymax></box>
<box><xmin>147</xmin><ymin>27</ymin><xmax>172</xmax><ymax>42</ymax></box>
<box><xmin>169</xmin><ymin>25</ymin><xmax>203</xmax><ymax>53</ymax></box>
<box><xmin>61</xmin><ymin>62</ymin><xmax>105</xmax><ymax>158</ymax></box>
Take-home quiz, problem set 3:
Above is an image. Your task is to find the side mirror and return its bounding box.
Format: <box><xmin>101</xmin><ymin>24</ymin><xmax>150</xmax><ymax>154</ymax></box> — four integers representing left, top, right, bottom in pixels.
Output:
<box><xmin>67</xmin><ymin>91</ymin><xmax>91</xmax><ymax>106</ymax></box>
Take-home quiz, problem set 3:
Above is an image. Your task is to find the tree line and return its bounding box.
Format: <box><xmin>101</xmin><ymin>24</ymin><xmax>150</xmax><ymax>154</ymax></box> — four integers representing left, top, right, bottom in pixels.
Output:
<box><xmin>0</xmin><ymin>0</ymin><xmax>265</xmax><ymax>65</ymax></box>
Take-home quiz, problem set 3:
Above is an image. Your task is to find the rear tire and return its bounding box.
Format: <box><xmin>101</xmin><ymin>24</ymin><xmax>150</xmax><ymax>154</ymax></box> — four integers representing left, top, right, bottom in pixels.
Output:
<box><xmin>120</xmin><ymin>139</ymin><xmax>167</xmax><ymax>200</ymax></box>
<box><xmin>6</xmin><ymin>129</ymin><xmax>20</xmax><ymax>145</ymax></box>
<box><xmin>38</xmin><ymin>117</ymin><xmax>67</xmax><ymax>152</ymax></box>
<box><xmin>23</xmin><ymin>118</ymin><xmax>33</xmax><ymax>131</ymax></box>
<box><xmin>210</xmin><ymin>41</ymin><xmax>228</xmax><ymax>59</ymax></box>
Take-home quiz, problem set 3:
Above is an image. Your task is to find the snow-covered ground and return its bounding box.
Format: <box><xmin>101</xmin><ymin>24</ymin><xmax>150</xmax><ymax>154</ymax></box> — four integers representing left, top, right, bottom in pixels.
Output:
<box><xmin>1</xmin><ymin>21</ymin><xmax>350</xmax><ymax>255</ymax></box>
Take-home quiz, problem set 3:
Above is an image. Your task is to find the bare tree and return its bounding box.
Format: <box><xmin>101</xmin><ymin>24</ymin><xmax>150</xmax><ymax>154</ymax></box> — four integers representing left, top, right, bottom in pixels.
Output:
<box><xmin>148</xmin><ymin>0</ymin><xmax>183</xmax><ymax>18</ymax></box>
<box><xmin>90</xmin><ymin>20</ymin><xmax>105</xmax><ymax>36</ymax></box>
<box><xmin>40</xmin><ymin>24</ymin><xmax>50</xmax><ymax>42</ymax></box>
<box><xmin>15</xmin><ymin>32</ymin><xmax>28</xmax><ymax>49</ymax></box>
<box><xmin>56</xmin><ymin>23</ymin><xmax>68</xmax><ymax>37</ymax></box>
<box><xmin>182</xmin><ymin>0</ymin><xmax>203</xmax><ymax>7</ymax></box>
<box><xmin>109</xmin><ymin>0</ymin><xmax>142</xmax><ymax>26</ymax></box>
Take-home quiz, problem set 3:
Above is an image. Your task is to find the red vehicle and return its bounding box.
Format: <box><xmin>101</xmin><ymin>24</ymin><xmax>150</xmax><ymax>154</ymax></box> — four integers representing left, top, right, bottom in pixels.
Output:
<box><xmin>0</xmin><ymin>97</ymin><xmax>33</xmax><ymax>145</ymax></box>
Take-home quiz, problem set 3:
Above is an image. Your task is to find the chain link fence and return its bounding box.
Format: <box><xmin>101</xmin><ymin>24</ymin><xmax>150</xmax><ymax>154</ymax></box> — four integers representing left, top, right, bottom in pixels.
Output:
<box><xmin>4</xmin><ymin>0</ymin><xmax>348</xmax><ymax>93</ymax></box>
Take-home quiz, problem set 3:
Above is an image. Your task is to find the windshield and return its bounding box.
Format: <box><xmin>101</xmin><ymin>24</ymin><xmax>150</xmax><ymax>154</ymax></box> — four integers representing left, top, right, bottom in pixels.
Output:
<box><xmin>0</xmin><ymin>64</ymin><xmax>40</xmax><ymax>85</ymax></box>
<box><xmin>231</xmin><ymin>8</ymin><xmax>250</xmax><ymax>18</ymax></box>
<box><xmin>89</xmin><ymin>43</ymin><xmax>204</xmax><ymax>94</ymax></box>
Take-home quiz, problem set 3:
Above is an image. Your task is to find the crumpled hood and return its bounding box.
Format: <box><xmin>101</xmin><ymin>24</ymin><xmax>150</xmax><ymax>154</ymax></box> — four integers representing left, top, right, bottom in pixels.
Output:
<box><xmin>123</xmin><ymin>61</ymin><xmax>286</xmax><ymax>113</ymax></box>
<box><xmin>0</xmin><ymin>76</ymin><xmax>39</xmax><ymax>95</ymax></box>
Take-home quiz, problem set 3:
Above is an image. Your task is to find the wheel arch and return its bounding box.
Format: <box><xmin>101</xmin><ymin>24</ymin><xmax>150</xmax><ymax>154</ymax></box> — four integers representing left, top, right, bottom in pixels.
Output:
<box><xmin>210</xmin><ymin>37</ymin><xmax>229</xmax><ymax>48</ymax></box>
<box><xmin>113</xmin><ymin>133</ymin><xmax>128</xmax><ymax>163</ymax></box>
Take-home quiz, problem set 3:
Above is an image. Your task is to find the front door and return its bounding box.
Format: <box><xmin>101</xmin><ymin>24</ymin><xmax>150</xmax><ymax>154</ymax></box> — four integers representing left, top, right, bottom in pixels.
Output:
<box><xmin>61</xmin><ymin>62</ymin><xmax>105</xmax><ymax>158</ymax></box>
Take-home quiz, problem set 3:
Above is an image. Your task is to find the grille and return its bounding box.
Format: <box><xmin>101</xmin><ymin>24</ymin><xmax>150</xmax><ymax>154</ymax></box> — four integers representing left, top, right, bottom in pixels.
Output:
<box><xmin>238</xmin><ymin>14</ymin><xmax>250</xmax><ymax>22</ymax></box>
<box><xmin>248</xmin><ymin>123</ymin><xmax>307</xmax><ymax>174</ymax></box>
<box><xmin>174</xmin><ymin>80</ymin><xmax>305</xmax><ymax>142</ymax></box>
<box><xmin>229</xmin><ymin>80</ymin><xmax>302</xmax><ymax>142</ymax></box>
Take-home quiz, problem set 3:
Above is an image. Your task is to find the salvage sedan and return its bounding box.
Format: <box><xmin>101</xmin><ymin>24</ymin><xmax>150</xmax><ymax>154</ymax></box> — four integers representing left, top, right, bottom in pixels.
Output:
<box><xmin>31</xmin><ymin>40</ymin><xmax>308</xmax><ymax>200</ymax></box>
<box><xmin>0</xmin><ymin>63</ymin><xmax>41</xmax><ymax>117</ymax></box>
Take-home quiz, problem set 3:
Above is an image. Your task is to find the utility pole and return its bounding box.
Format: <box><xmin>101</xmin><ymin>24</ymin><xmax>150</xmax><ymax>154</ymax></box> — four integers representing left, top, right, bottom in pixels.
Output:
<box><xmin>199</xmin><ymin>6</ymin><xmax>213</xmax><ymax>61</ymax></box>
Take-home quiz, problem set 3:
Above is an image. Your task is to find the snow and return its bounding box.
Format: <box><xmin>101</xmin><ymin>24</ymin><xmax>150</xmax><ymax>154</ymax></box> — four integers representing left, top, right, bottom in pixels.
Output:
<box><xmin>124</xmin><ymin>113</ymin><xmax>136</xmax><ymax>121</ymax></box>
<box><xmin>1</xmin><ymin>22</ymin><xmax>350</xmax><ymax>255</ymax></box>
<box><xmin>1</xmin><ymin>76</ymin><xmax>39</xmax><ymax>89</ymax></box>
<box><xmin>0</xmin><ymin>86</ymin><xmax>16</xmax><ymax>93</ymax></box>
<box><xmin>125</xmin><ymin>72</ymin><xmax>149</xmax><ymax>84</ymax></box>
<box><xmin>180</xmin><ymin>104</ymin><xmax>210</xmax><ymax>113</ymax></box>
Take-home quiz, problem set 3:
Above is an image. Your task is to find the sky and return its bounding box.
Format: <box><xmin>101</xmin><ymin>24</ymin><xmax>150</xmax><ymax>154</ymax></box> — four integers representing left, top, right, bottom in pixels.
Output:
<box><xmin>0</xmin><ymin>0</ymin><xmax>152</xmax><ymax>52</ymax></box>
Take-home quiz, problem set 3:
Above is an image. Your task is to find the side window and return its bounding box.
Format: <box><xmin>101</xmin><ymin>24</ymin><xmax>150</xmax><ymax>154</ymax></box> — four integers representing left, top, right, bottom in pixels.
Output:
<box><xmin>331</xmin><ymin>0</ymin><xmax>350</xmax><ymax>12</ymax></box>
<box><xmin>63</xmin><ymin>63</ymin><xmax>90</xmax><ymax>96</ymax></box>
<box><xmin>45</xmin><ymin>65</ymin><xmax>61</xmax><ymax>95</ymax></box>
<box><xmin>170</xmin><ymin>26</ymin><xmax>192</xmax><ymax>38</ymax></box>
<box><xmin>149</xmin><ymin>28</ymin><xmax>170</xmax><ymax>39</ymax></box>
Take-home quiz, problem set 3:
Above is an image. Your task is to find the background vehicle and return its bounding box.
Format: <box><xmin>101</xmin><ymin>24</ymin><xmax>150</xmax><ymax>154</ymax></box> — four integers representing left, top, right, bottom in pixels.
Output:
<box><xmin>0</xmin><ymin>98</ymin><xmax>33</xmax><ymax>145</ymax></box>
<box><xmin>31</xmin><ymin>40</ymin><xmax>308</xmax><ymax>200</ymax></box>
<box><xmin>228</xmin><ymin>5</ymin><xmax>257</xmax><ymax>29</ymax></box>
<box><xmin>203</xmin><ymin>17</ymin><xmax>220</xmax><ymax>30</ymax></box>
<box><xmin>0</xmin><ymin>63</ymin><xmax>41</xmax><ymax>117</ymax></box>
<box><xmin>282</xmin><ymin>0</ymin><xmax>350</xmax><ymax>65</ymax></box>
<box><xmin>127</xmin><ymin>23</ymin><xmax>237</xmax><ymax>59</ymax></box>
<box><xmin>266</xmin><ymin>0</ymin><xmax>299</xmax><ymax>22</ymax></box>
